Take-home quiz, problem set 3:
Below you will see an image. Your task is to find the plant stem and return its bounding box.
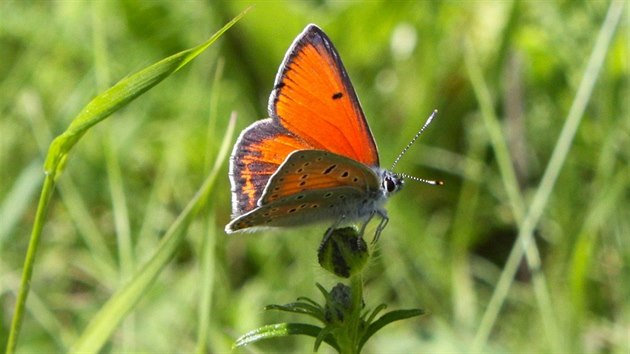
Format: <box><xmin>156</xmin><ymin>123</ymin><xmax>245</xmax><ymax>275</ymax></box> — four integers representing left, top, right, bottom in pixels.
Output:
<box><xmin>347</xmin><ymin>274</ymin><xmax>364</xmax><ymax>354</ymax></box>
<box><xmin>6</xmin><ymin>172</ymin><xmax>57</xmax><ymax>354</ymax></box>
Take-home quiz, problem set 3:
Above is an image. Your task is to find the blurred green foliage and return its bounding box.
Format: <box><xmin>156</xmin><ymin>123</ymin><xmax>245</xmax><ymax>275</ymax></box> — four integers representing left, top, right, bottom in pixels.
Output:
<box><xmin>0</xmin><ymin>1</ymin><xmax>628</xmax><ymax>353</ymax></box>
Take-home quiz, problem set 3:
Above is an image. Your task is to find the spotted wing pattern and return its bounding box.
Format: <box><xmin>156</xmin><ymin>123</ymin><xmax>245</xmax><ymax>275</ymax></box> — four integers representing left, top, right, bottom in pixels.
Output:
<box><xmin>226</xmin><ymin>150</ymin><xmax>382</xmax><ymax>233</ymax></box>
<box><xmin>229</xmin><ymin>119</ymin><xmax>310</xmax><ymax>215</ymax></box>
<box><xmin>226</xmin><ymin>186</ymin><xmax>367</xmax><ymax>232</ymax></box>
<box><xmin>259</xmin><ymin>149</ymin><xmax>380</xmax><ymax>205</ymax></box>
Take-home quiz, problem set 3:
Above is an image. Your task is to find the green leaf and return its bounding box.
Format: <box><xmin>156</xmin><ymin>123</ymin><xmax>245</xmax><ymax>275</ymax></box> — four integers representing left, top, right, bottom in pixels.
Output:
<box><xmin>359</xmin><ymin>309</ymin><xmax>425</xmax><ymax>351</ymax></box>
<box><xmin>315</xmin><ymin>283</ymin><xmax>332</xmax><ymax>301</ymax></box>
<box><xmin>265</xmin><ymin>302</ymin><xmax>326</xmax><ymax>322</ymax></box>
<box><xmin>233</xmin><ymin>323</ymin><xmax>339</xmax><ymax>351</ymax></box>
<box><xmin>363</xmin><ymin>303</ymin><xmax>388</xmax><ymax>325</ymax></box>
<box><xmin>296</xmin><ymin>296</ymin><xmax>322</xmax><ymax>308</ymax></box>
<box><xmin>314</xmin><ymin>324</ymin><xmax>336</xmax><ymax>352</ymax></box>
<box><xmin>43</xmin><ymin>8</ymin><xmax>249</xmax><ymax>179</ymax></box>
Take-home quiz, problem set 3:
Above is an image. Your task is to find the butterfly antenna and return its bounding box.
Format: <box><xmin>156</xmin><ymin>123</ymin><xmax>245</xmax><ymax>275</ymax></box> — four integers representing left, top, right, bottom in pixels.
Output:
<box><xmin>390</xmin><ymin>109</ymin><xmax>438</xmax><ymax>170</ymax></box>
<box><xmin>390</xmin><ymin>109</ymin><xmax>443</xmax><ymax>186</ymax></box>
<box><xmin>400</xmin><ymin>173</ymin><xmax>443</xmax><ymax>185</ymax></box>
<box><xmin>390</xmin><ymin>109</ymin><xmax>438</xmax><ymax>171</ymax></box>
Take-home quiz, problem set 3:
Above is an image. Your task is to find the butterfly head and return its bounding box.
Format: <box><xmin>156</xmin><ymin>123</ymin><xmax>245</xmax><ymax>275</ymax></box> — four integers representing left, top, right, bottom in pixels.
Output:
<box><xmin>381</xmin><ymin>170</ymin><xmax>404</xmax><ymax>196</ymax></box>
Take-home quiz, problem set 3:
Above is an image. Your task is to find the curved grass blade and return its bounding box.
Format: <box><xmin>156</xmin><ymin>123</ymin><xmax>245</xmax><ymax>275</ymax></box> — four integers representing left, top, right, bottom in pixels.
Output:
<box><xmin>5</xmin><ymin>10</ymin><xmax>249</xmax><ymax>354</ymax></box>
<box><xmin>469</xmin><ymin>1</ymin><xmax>625</xmax><ymax>352</ymax></box>
<box><xmin>43</xmin><ymin>8</ymin><xmax>249</xmax><ymax>178</ymax></box>
<box><xmin>68</xmin><ymin>113</ymin><xmax>236</xmax><ymax>353</ymax></box>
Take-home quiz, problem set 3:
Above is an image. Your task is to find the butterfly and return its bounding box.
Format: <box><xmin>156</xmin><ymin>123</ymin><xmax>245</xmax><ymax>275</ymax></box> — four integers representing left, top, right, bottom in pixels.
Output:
<box><xmin>225</xmin><ymin>24</ymin><xmax>440</xmax><ymax>239</ymax></box>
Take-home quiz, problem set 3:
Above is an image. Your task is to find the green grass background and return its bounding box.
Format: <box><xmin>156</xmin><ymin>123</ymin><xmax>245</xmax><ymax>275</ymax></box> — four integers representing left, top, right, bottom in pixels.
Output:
<box><xmin>1</xmin><ymin>1</ymin><xmax>628</xmax><ymax>353</ymax></box>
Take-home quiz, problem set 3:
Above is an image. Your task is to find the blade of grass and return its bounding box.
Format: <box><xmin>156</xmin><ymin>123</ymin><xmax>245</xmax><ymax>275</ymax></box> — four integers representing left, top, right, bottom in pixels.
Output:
<box><xmin>5</xmin><ymin>161</ymin><xmax>58</xmax><ymax>354</ymax></box>
<box><xmin>569</xmin><ymin>131</ymin><xmax>629</xmax><ymax>335</ymax></box>
<box><xmin>43</xmin><ymin>9</ymin><xmax>248</xmax><ymax>178</ymax></box>
<box><xmin>465</xmin><ymin>28</ymin><xmax>559</xmax><ymax>354</ymax></box>
<box><xmin>20</xmin><ymin>90</ymin><xmax>117</xmax><ymax>279</ymax></box>
<box><xmin>195</xmin><ymin>58</ymin><xmax>225</xmax><ymax>354</ymax></box>
<box><xmin>70</xmin><ymin>112</ymin><xmax>236</xmax><ymax>353</ymax></box>
<box><xmin>4</xmin><ymin>10</ymin><xmax>249</xmax><ymax>353</ymax></box>
<box><xmin>470</xmin><ymin>0</ymin><xmax>625</xmax><ymax>351</ymax></box>
<box><xmin>91</xmin><ymin>0</ymin><xmax>135</xmax><ymax>286</ymax></box>
<box><xmin>449</xmin><ymin>116</ymin><xmax>485</xmax><ymax>330</ymax></box>
<box><xmin>196</xmin><ymin>212</ymin><xmax>217</xmax><ymax>354</ymax></box>
<box><xmin>105</xmin><ymin>139</ymin><xmax>134</xmax><ymax>279</ymax></box>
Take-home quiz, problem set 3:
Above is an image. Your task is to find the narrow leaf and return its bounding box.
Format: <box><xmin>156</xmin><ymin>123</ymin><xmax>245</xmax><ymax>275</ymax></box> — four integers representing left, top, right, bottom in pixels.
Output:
<box><xmin>364</xmin><ymin>303</ymin><xmax>387</xmax><ymax>325</ymax></box>
<box><xmin>233</xmin><ymin>323</ymin><xmax>338</xmax><ymax>351</ymax></box>
<box><xmin>296</xmin><ymin>296</ymin><xmax>323</xmax><ymax>308</ymax></box>
<box><xmin>265</xmin><ymin>303</ymin><xmax>325</xmax><ymax>322</ymax></box>
<box><xmin>359</xmin><ymin>309</ymin><xmax>425</xmax><ymax>351</ymax></box>
<box><xmin>314</xmin><ymin>325</ymin><xmax>336</xmax><ymax>352</ymax></box>
<box><xmin>43</xmin><ymin>8</ymin><xmax>249</xmax><ymax>178</ymax></box>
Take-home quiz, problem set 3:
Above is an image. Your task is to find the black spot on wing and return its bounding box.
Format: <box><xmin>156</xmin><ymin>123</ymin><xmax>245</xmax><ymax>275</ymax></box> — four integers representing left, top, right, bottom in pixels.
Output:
<box><xmin>332</xmin><ymin>92</ymin><xmax>343</xmax><ymax>100</ymax></box>
<box><xmin>323</xmin><ymin>164</ymin><xmax>337</xmax><ymax>174</ymax></box>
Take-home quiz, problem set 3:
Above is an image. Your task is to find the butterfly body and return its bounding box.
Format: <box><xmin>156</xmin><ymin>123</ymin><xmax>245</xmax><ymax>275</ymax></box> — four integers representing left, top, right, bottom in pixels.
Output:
<box><xmin>226</xmin><ymin>24</ymin><xmax>406</xmax><ymax>236</ymax></box>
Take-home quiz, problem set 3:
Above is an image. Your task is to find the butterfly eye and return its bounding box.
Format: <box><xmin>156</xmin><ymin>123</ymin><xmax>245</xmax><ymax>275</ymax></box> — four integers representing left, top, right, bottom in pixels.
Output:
<box><xmin>384</xmin><ymin>178</ymin><xmax>397</xmax><ymax>193</ymax></box>
<box><xmin>383</xmin><ymin>175</ymin><xmax>403</xmax><ymax>194</ymax></box>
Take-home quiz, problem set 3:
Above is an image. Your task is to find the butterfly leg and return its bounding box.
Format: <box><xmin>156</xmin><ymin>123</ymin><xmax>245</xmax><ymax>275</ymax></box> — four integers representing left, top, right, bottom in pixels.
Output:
<box><xmin>358</xmin><ymin>211</ymin><xmax>375</xmax><ymax>239</ymax></box>
<box><xmin>372</xmin><ymin>211</ymin><xmax>390</xmax><ymax>244</ymax></box>
<box><xmin>358</xmin><ymin>210</ymin><xmax>389</xmax><ymax>245</ymax></box>
<box><xmin>356</xmin><ymin>210</ymin><xmax>390</xmax><ymax>244</ymax></box>
<box><xmin>323</xmin><ymin>215</ymin><xmax>347</xmax><ymax>244</ymax></box>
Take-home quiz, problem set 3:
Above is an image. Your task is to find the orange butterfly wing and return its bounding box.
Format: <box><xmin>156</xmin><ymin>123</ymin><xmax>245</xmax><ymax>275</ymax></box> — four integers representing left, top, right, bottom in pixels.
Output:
<box><xmin>227</xmin><ymin>151</ymin><xmax>382</xmax><ymax>233</ymax></box>
<box><xmin>229</xmin><ymin>119</ymin><xmax>310</xmax><ymax>215</ymax></box>
<box><xmin>269</xmin><ymin>24</ymin><xmax>379</xmax><ymax>167</ymax></box>
<box><xmin>259</xmin><ymin>150</ymin><xmax>380</xmax><ymax>205</ymax></box>
<box><xmin>229</xmin><ymin>24</ymin><xmax>379</xmax><ymax>218</ymax></box>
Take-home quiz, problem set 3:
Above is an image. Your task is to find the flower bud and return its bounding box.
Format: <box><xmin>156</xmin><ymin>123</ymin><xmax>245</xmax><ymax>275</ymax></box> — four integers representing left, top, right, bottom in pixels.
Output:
<box><xmin>318</xmin><ymin>227</ymin><xmax>369</xmax><ymax>278</ymax></box>
<box><xmin>324</xmin><ymin>283</ymin><xmax>352</xmax><ymax>324</ymax></box>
